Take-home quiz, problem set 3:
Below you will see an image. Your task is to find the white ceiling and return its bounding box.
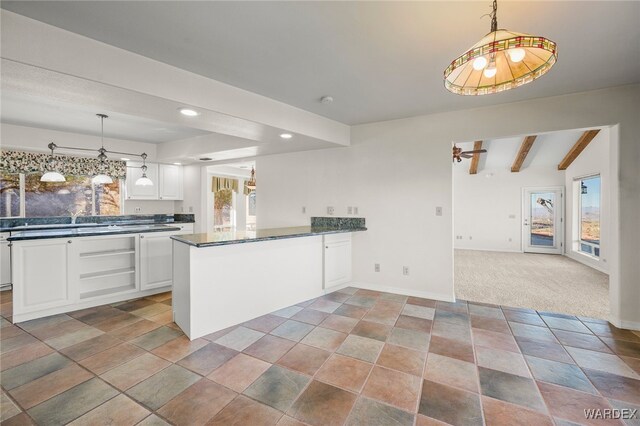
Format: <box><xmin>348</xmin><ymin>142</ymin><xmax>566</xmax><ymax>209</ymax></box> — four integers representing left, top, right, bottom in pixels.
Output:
<box><xmin>455</xmin><ymin>128</ymin><xmax>596</xmax><ymax>172</ymax></box>
<box><xmin>2</xmin><ymin>1</ymin><xmax>638</xmax><ymax>125</ymax></box>
<box><xmin>0</xmin><ymin>92</ymin><xmax>210</xmax><ymax>143</ymax></box>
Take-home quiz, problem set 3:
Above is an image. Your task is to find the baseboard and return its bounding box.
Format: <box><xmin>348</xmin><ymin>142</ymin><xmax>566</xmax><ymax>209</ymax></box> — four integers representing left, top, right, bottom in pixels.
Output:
<box><xmin>347</xmin><ymin>281</ymin><xmax>455</xmax><ymax>303</ymax></box>
<box><xmin>610</xmin><ymin>316</ymin><xmax>640</xmax><ymax>331</ymax></box>
<box><xmin>454</xmin><ymin>247</ymin><xmax>522</xmax><ymax>253</ymax></box>
<box><xmin>564</xmin><ymin>252</ymin><xmax>609</xmax><ymax>274</ymax></box>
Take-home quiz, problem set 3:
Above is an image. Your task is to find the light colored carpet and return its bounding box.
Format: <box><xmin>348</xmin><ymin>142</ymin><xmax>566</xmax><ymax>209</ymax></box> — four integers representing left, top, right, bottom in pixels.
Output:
<box><xmin>455</xmin><ymin>249</ymin><xmax>609</xmax><ymax>320</ymax></box>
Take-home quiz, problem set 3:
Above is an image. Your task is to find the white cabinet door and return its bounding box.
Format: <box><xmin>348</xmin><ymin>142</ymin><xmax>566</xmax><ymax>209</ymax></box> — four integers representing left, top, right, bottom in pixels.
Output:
<box><xmin>126</xmin><ymin>162</ymin><xmax>159</xmax><ymax>200</ymax></box>
<box><xmin>323</xmin><ymin>234</ymin><xmax>352</xmax><ymax>290</ymax></box>
<box><xmin>139</xmin><ymin>232</ymin><xmax>175</xmax><ymax>290</ymax></box>
<box><xmin>12</xmin><ymin>239</ymin><xmax>72</xmax><ymax>315</ymax></box>
<box><xmin>1</xmin><ymin>233</ymin><xmax>11</xmax><ymax>286</ymax></box>
<box><xmin>159</xmin><ymin>164</ymin><xmax>183</xmax><ymax>200</ymax></box>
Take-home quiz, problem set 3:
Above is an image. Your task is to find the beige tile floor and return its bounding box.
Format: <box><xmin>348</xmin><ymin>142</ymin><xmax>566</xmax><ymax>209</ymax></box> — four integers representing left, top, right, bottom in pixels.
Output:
<box><xmin>1</xmin><ymin>288</ymin><xmax>639</xmax><ymax>425</ymax></box>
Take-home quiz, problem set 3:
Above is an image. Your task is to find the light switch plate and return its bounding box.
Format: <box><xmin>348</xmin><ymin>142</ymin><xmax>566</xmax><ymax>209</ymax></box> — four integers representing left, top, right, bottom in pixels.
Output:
<box><xmin>327</xmin><ymin>206</ymin><xmax>335</xmax><ymax>215</ymax></box>
<box><xmin>347</xmin><ymin>206</ymin><xmax>353</xmax><ymax>214</ymax></box>
<box><xmin>436</xmin><ymin>207</ymin><xmax>443</xmax><ymax>216</ymax></box>
<box><xmin>134</xmin><ymin>207</ymin><xmax>142</xmax><ymax>213</ymax></box>
<box><xmin>354</xmin><ymin>207</ymin><xmax>359</xmax><ymax>215</ymax></box>
<box><xmin>302</xmin><ymin>206</ymin><xmax>306</xmax><ymax>214</ymax></box>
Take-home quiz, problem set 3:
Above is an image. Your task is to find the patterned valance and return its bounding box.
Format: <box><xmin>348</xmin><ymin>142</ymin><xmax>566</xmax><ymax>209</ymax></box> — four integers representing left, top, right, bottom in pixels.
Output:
<box><xmin>212</xmin><ymin>176</ymin><xmax>239</xmax><ymax>193</ymax></box>
<box><xmin>0</xmin><ymin>149</ymin><xmax>127</xmax><ymax>179</ymax></box>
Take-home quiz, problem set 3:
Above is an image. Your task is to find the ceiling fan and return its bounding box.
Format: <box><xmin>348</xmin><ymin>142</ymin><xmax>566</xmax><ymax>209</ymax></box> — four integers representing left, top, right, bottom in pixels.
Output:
<box><xmin>452</xmin><ymin>144</ymin><xmax>487</xmax><ymax>163</ymax></box>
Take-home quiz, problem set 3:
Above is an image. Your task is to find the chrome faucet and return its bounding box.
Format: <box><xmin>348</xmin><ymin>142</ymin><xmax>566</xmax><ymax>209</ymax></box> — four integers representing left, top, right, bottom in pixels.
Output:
<box><xmin>70</xmin><ymin>210</ymin><xmax>83</xmax><ymax>224</ymax></box>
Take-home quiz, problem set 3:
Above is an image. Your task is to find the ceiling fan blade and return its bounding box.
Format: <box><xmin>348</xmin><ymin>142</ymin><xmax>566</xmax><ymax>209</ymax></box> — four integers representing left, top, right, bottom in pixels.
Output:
<box><xmin>460</xmin><ymin>154</ymin><xmax>473</xmax><ymax>158</ymax></box>
<box><xmin>461</xmin><ymin>149</ymin><xmax>487</xmax><ymax>154</ymax></box>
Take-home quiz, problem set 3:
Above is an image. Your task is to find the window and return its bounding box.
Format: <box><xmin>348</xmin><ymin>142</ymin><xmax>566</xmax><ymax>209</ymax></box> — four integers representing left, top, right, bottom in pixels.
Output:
<box><xmin>0</xmin><ymin>173</ymin><xmax>21</xmax><ymax>217</ymax></box>
<box><xmin>213</xmin><ymin>188</ymin><xmax>234</xmax><ymax>230</ymax></box>
<box><xmin>0</xmin><ymin>172</ymin><xmax>122</xmax><ymax>218</ymax></box>
<box><xmin>578</xmin><ymin>175</ymin><xmax>600</xmax><ymax>257</ymax></box>
<box><xmin>246</xmin><ymin>190</ymin><xmax>256</xmax><ymax>231</ymax></box>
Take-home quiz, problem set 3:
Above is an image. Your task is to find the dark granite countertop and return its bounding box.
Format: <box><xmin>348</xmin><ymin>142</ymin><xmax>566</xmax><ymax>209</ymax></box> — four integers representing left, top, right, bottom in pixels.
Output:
<box><xmin>171</xmin><ymin>225</ymin><xmax>367</xmax><ymax>248</ymax></box>
<box><xmin>1</xmin><ymin>214</ymin><xmax>194</xmax><ymax>233</ymax></box>
<box><xmin>7</xmin><ymin>224</ymin><xmax>182</xmax><ymax>242</ymax></box>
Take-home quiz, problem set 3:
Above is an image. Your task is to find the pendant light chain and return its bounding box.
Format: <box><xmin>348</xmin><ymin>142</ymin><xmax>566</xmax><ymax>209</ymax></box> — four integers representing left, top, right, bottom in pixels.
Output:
<box><xmin>491</xmin><ymin>0</ymin><xmax>498</xmax><ymax>32</ymax></box>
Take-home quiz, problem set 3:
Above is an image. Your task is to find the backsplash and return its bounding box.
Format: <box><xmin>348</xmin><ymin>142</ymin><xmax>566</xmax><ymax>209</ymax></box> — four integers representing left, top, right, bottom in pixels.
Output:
<box><xmin>0</xmin><ymin>214</ymin><xmax>195</xmax><ymax>229</ymax></box>
<box><xmin>311</xmin><ymin>216</ymin><xmax>366</xmax><ymax>229</ymax></box>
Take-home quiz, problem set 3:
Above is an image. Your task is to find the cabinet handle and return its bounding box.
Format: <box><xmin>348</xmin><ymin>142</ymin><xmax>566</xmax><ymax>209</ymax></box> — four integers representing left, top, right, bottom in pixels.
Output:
<box><xmin>140</xmin><ymin>235</ymin><xmax>145</xmax><ymax>239</ymax></box>
<box><xmin>67</xmin><ymin>240</ymin><xmax>72</xmax><ymax>244</ymax></box>
<box><xmin>325</xmin><ymin>246</ymin><xmax>329</xmax><ymax>249</ymax></box>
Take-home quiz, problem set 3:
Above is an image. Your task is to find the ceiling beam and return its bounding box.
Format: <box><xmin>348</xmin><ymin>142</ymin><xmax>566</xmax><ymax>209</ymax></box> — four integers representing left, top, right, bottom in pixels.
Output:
<box><xmin>558</xmin><ymin>129</ymin><xmax>601</xmax><ymax>170</ymax></box>
<box><xmin>469</xmin><ymin>141</ymin><xmax>482</xmax><ymax>175</ymax></box>
<box><xmin>511</xmin><ymin>135</ymin><xmax>537</xmax><ymax>172</ymax></box>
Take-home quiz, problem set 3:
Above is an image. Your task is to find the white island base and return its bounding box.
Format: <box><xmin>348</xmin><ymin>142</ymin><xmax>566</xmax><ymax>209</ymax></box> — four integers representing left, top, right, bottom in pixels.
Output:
<box><xmin>173</xmin><ymin>234</ymin><xmax>345</xmax><ymax>340</ymax></box>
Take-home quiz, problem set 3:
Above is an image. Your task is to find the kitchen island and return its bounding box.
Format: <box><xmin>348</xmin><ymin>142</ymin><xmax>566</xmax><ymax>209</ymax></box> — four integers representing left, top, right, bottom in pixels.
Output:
<box><xmin>171</xmin><ymin>218</ymin><xmax>366</xmax><ymax>340</ymax></box>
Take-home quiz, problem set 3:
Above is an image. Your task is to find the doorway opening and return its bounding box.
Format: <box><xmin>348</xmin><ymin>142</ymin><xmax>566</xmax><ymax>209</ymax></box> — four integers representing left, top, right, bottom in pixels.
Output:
<box><xmin>206</xmin><ymin>161</ymin><xmax>256</xmax><ymax>232</ymax></box>
<box><xmin>452</xmin><ymin>127</ymin><xmax>611</xmax><ymax>320</ymax></box>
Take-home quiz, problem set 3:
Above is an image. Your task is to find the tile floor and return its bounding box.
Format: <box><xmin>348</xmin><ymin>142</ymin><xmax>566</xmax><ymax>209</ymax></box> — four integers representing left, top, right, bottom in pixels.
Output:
<box><xmin>1</xmin><ymin>288</ymin><xmax>640</xmax><ymax>425</ymax></box>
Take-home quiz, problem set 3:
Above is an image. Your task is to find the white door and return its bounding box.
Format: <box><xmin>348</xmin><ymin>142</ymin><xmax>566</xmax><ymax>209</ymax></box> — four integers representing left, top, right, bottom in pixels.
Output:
<box><xmin>522</xmin><ymin>187</ymin><xmax>564</xmax><ymax>254</ymax></box>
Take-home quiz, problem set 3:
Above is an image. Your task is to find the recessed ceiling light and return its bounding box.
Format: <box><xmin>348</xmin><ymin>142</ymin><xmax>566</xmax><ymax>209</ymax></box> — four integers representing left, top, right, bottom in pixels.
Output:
<box><xmin>173</xmin><ymin>162</ymin><xmax>182</xmax><ymax>165</ymax></box>
<box><xmin>280</xmin><ymin>133</ymin><xmax>293</xmax><ymax>139</ymax></box>
<box><xmin>320</xmin><ymin>96</ymin><xmax>334</xmax><ymax>104</ymax></box>
<box><xmin>179</xmin><ymin>108</ymin><xmax>199</xmax><ymax>117</ymax></box>
<box><xmin>121</xmin><ymin>158</ymin><xmax>131</xmax><ymax>161</ymax></box>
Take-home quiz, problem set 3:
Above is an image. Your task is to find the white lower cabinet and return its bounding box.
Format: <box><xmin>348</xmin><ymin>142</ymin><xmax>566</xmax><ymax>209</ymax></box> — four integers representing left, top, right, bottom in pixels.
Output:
<box><xmin>140</xmin><ymin>224</ymin><xmax>193</xmax><ymax>291</ymax></box>
<box><xmin>140</xmin><ymin>232</ymin><xmax>175</xmax><ymax>290</ymax></box>
<box><xmin>1</xmin><ymin>232</ymin><xmax>11</xmax><ymax>287</ymax></box>
<box><xmin>12</xmin><ymin>238</ymin><xmax>73</xmax><ymax>315</ymax></box>
<box><xmin>323</xmin><ymin>233</ymin><xmax>352</xmax><ymax>290</ymax></box>
<box><xmin>11</xmin><ymin>223</ymin><xmax>194</xmax><ymax>323</ymax></box>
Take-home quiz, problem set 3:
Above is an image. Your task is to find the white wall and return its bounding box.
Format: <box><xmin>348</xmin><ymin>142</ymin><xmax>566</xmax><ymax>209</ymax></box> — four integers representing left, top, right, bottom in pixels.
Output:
<box><xmin>565</xmin><ymin>128</ymin><xmax>610</xmax><ymax>273</ymax></box>
<box><xmin>453</xmin><ymin>166</ymin><xmax>565</xmax><ymax>252</ymax></box>
<box><xmin>258</xmin><ymin>85</ymin><xmax>640</xmax><ymax>329</ymax></box>
<box><xmin>176</xmin><ymin>165</ymin><xmax>206</xmax><ymax>233</ymax></box>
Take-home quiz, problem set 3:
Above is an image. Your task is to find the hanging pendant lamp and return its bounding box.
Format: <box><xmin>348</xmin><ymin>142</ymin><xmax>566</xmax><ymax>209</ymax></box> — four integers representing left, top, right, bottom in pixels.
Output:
<box><xmin>92</xmin><ymin>114</ymin><xmax>114</xmax><ymax>184</ymax></box>
<box><xmin>135</xmin><ymin>153</ymin><xmax>154</xmax><ymax>186</ymax></box>
<box><xmin>40</xmin><ymin>142</ymin><xmax>66</xmax><ymax>182</ymax></box>
<box><xmin>246</xmin><ymin>167</ymin><xmax>256</xmax><ymax>190</ymax></box>
<box><xmin>444</xmin><ymin>0</ymin><xmax>557</xmax><ymax>96</ymax></box>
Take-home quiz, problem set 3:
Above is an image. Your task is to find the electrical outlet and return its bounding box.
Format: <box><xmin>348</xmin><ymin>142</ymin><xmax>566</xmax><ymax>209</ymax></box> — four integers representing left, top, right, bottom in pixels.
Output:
<box><xmin>302</xmin><ymin>206</ymin><xmax>306</xmax><ymax>214</ymax></box>
<box><xmin>189</xmin><ymin>206</ymin><xmax>194</xmax><ymax>213</ymax></box>
<box><xmin>354</xmin><ymin>207</ymin><xmax>359</xmax><ymax>215</ymax></box>
<box><xmin>374</xmin><ymin>263</ymin><xmax>380</xmax><ymax>272</ymax></box>
<box><xmin>134</xmin><ymin>207</ymin><xmax>142</xmax><ymax>213</ymax></box>
<box><xmin>347</xmin><ymin>206</ymin><xmax>353</xmax><ymax>214</ymax></box>
<box><xmin>469</xmin><ymin>236</ymin><xmax>472</xmax><ymax>240</ymax></box>
<box><xmin>403</xmin><ymin>266</ymin><xmax>409</xmax><ymax>276</ymax></box>
<box><xmin>436</xmin><ymin>206</ymin><xmax>443</xmax><ymax>216</ymax></box>
<box><xmin>508</xmin><ymin>238</ymin><xmax>512</xmax><ymax>242</ymax></box>
<box><xmin>508</xmin><ymin>214</ymin><xmax>516</xmax><ymax>219</ymax></box>
<box><xmin>327</xmin><ymin>206</ymin><xmax>334</xmax><ymax>215</ymax></box>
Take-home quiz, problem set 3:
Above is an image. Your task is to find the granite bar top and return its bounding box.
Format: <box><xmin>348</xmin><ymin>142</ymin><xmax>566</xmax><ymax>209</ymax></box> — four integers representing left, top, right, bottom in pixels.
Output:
<box><xmin>171</xmin><ymin>225</ymin><xmax>366</xmax><ymax>248</ymax></box>
<box><xmin>7</xmin><ymin>224</ymin><xmax>182</xmax><ymax>242</ymax></box>
<box><xmin>0</xmin><ymin>214</ymin><xmax>195</xmax><ymax>232</ymax></box>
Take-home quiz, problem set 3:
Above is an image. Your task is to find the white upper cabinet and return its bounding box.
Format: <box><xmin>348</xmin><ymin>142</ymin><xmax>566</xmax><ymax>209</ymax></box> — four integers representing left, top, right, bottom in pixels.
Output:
<box><xmin>158</xmin><ymin>164</ymin><xmax>183</xmax><ymax>200</ymax></box>
<box><xmin>126</xmin><ymin>162</ymin><xmax>184</xmax><ymax>201</ymax></box>
<box><xmin>126</xmin><ymin>162</ymin><xmax>159</xmax><ymax>200</ymax></box>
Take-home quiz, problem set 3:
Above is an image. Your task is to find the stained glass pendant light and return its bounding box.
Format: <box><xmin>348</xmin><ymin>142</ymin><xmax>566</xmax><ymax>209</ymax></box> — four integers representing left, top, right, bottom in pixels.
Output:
<box><xmin>444</xmin><ymin>0</ymin><xmax>557</xmax><ymax>95</ymax></box>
